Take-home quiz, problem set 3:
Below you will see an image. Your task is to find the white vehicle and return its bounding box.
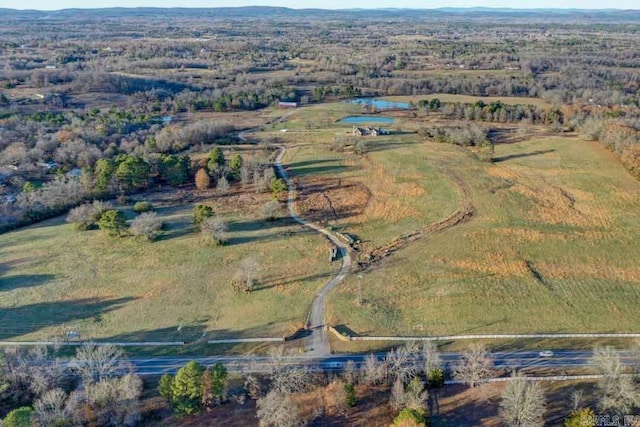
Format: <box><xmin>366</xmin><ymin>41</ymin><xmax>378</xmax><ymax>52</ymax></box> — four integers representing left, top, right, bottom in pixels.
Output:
<box><xmin>324</xmin><ymin>361</ymin><xmax>344</xmax><ymax>369</ymax></box>
<box><xmin>539</xmin><ymin>350</ymin><xmax>554</xmax><ymax>357</ymax></box>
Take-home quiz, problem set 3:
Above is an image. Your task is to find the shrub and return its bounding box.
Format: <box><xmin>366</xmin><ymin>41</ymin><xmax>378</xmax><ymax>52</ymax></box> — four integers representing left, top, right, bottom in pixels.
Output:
<box><xmin>194</xmin><ymin>168</ymin><xmax>211</xmax><ymax>190</ymax></box>
<box><xmin>208</xmin><ymin>147</ymin><xmax>225</xmax><ymax>172</ymax></box>
<box><xmin>2</xmin><ymin>407</ymin><xmax>35</xmax><ymax>427</ymax></box>
<box><xmin>133</xmin><ymin>201</ymin><xmax>151</xmax><ymax>213</ymax></box>
<box><xmin>200</xmin><ymin>216</ymin><xmax>228</xmax><ymax>245</ymax></box>
<box><xmin>66</xmin><ymin>203</ymin><xmax>96</xmax><ymax>231</ymax></box>
<box><xmin>130</xmin><ymin>212</ymin><xmax>163</xmax><ymax>241</ymax></box>
<box><xmin>269</xmin><ymin>178</ymin><xmax>288</xmax><ymax>199</ymax></box>
<box><xmin>392</xmin><ymin>408</ymin><xmax>428</xmax><ymax>427</ymax></box>
<box><xmin>355</xmin><ymin>139</ymin><xmax>368</xmax><ymax>155</ymax></box>
<box><xmin>564</xmin><ymin>408</ymin><xmax>596</xmax><ymax>427</ymax></box>
<box><xmin>427</xmin><ymin>368</ymin><xmax>445</xmax><ymax>388</ymax></box>
<box><xmin>90</xmin><ymin>200</ymin><xmax>113</xmax><ymax>222</ymax></box>
<box><xmin>216</xmin><ymin>176</ymin><xmax>230</xmax><ymax>194</ymax></box>
<box><xmin>193</xmin><ymin>204</ymin><xmax>214</xmax><ymax>227</ymax></box>
<box><xmin>261</xmin><ymin>200</ymin><xmax>282</xmax><ymax>221</ymax></box>
<box><xmin>345</xmin><ymin>383</ymin><xmax>356</xmax><ymax>407</ymax></box>
<box><xmin>230</xmin><ymin>154</ymin><xmax>243</xmax><ymax>174</ymax></box>
<box><xmin>98</xmin><ymin>210</ymin><xmax>127</xmax><ymax>237</ymax></box>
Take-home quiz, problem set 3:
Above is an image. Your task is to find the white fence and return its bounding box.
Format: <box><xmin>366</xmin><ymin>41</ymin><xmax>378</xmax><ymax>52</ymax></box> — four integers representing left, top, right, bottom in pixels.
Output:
<box><xmin>0</xmin><ymin>341</ymin><xmax>185</xmax><ymax>347</ymax></box>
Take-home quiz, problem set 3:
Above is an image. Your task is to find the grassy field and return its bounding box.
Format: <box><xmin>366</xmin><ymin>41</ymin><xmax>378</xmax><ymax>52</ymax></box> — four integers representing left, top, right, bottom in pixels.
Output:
<box><xmin>0</xmin><ymin>188</ymin><xmax>335</xmax><ymax>345</ymax></box>
<box><xmin>249</xmin><ymin>102</ymin><xmax>461</xmax><ymax>249</ymax></box>
<box><xmin>327</xmin><ymin>134</ymin><xmax>640</xmax><ymax>337</ymax></box>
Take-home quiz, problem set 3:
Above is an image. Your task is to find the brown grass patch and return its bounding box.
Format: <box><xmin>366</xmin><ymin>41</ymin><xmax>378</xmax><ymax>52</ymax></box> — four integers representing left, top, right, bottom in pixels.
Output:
<box><xmin>510</xmin><ymin>180</ymin><xmax>611</xmax><ymax>228</ymax></box>
<box><xmin>538</xmin><ymin>262</ymin><xmax>640</xmax><ymax>282</ymax></box>
<box><xmin>449</xmin><ymin>253</ymin><xmax>531</xmax><ymax>278</ymax></box>
<box><xmin>356</xmin><ymin>158</ymin><xmax>424</xmax><ymax>223</ymax></box>
<box><xmin>296</xmin><ymin>177</ymin><xmax>371</xmax><ymax>224</ymax></box>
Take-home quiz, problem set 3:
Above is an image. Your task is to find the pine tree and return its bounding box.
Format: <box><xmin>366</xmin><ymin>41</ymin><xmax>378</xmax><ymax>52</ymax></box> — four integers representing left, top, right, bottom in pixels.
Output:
<box><xmin>171</xmin><ymin>361</ymin><xmax>205</xmax><ymax>415</ymax></box>
<box><xmin>208</xmin><ymin>147</ymin><xmax>225</xmax><ymax>172</ymax></box>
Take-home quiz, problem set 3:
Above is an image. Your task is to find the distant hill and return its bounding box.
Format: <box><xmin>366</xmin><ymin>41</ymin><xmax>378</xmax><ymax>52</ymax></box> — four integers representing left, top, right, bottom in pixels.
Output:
<box><xmin>0</xmin><ymin>6</ymin><xmax>639</xmax><ymax>22</ymax></box>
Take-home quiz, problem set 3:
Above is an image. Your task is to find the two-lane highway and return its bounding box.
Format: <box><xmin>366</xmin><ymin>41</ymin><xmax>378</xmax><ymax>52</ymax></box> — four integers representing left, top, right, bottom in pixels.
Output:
<box><xmin>126</xmin><ymin>350</ymin><xmax>638</xmax><ymax>376</ymax></box>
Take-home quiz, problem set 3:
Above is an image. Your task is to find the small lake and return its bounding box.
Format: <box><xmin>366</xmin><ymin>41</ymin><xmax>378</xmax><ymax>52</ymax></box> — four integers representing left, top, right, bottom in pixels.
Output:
<box><xmin>339</xmin><ymin>116</ymin><xmax>395</xmax><ymax>124</ymax></box>
<box><xmin>346</xmin><ymin>98</ymin><xmax>410</xmax><ymax>110</ymax></box>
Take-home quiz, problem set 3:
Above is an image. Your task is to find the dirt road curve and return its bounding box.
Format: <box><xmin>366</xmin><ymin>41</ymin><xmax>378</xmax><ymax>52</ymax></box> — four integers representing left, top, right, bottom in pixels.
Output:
<box><xmin>274</xmin><ymin>147</ymin><xmax>352</xmax><ymax>356</ymax></box>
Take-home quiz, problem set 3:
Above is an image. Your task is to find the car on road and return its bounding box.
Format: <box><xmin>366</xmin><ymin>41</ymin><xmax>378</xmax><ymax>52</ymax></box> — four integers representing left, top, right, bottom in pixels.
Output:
<box><xmin>539</xmin><ymin>350</ymin><xmax>554</xmax><ymax>357</ymax></box>
<box><xmin>324</xmin><ymin>361</ymin><xmax>344</xmax><ymax>369</ymax></box>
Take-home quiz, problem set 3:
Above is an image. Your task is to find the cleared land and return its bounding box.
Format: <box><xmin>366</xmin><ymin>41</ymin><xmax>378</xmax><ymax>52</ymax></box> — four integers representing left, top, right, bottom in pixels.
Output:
<box><xmin>327</xmin><ymin>134</ymin><xmax>640</xmax><ymax>337</ymax></box>
<box><xmin>242</xmin><ymin>102</ymin><xmax>640</xmax><ymax>339</ymax></box>
<box><xmin>0</xmin><ymin>187</ymin><xmax>335</xmax><ymax>345</ymax></box>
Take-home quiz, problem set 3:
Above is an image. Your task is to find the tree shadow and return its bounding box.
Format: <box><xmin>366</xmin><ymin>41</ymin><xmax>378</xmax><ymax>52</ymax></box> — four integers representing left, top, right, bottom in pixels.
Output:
<box><xmin>0</xmin><ymin>297</ymin><xmax>135</xmax><ymax>340</ymax></box>
<box><xmin>254</xmin><ymin>271</ymin><xmax>334</xmax><ymax>291</ymax></box>
<box><xmin>363</xmin><ymin>139</ymin><xmax>421</xmax><ymax>152</ymax></box>
<box><xmin>228</xmin><ymin>217</ymin><xmax>294</xmax><ymax>233</ymax></box>
<box><xmin>492</xmin><ymin>149</ymin><xmax>556</xmax><ymax>163</ymax></box>
<box><xmin>429</xmin><ymin>383</ymin><xmax>501</xmax><ymax>425</ymax></box>
<box><xmin>0</xmin><ymin>273</ymin><xmax>56</xmax><ymax>292</ymax></box>
<box><xmin>288</xmin><ymin>164</ymin><xmax>355</xmax><ymax>177</ymax></box>
<box><xmin>287</xmin><ymin>159</ymin><xmax>340</xmax><ymax>169</ymax></box>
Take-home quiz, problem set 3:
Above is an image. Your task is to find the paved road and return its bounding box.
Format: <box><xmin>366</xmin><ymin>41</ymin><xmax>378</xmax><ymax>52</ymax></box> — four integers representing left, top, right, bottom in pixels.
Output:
<box><xmin>126</xmin><ymin>350</ymin><xmax>638</xmax><ymax>376</ymax></box>
<box><xmin>274</xmin><ymin>147</ymin><xmax>352</xmax><ymax>356</ymax></box>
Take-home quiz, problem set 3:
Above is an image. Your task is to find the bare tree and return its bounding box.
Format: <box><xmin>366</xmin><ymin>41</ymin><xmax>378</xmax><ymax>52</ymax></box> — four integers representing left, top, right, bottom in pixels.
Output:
<box><xmin>261</xmin><ymin>200</ymin><xmax>282</xmax><ymax>221</ymax></box>
<box><xmin>591</xmin><ymin>346</ymin><xmax>640</xmax><ymax>414</ymax></box>
<box><xmin>72</xmin><ymin>344</ymin><xmax>132</xmax><ymax>384</ymax></box>
<box><xmin>66</xmin><ymin>203</ymin><xmax>96</xmax><ymax>230</ymax></box>
<box><xmin>499</xmin><ymin>373</ymin><xmax>546</xmax><ymax>427</ymax></box>
<box><xmin>34</xmin><ymin>388</ymin><xmax>68</xmax><ymax>426</ymax></box>
<box><xmin>129</xmin><ymin>211</ymin><xmax>163</xmax><ymax>241</ymax></box>
<box><xmin>243</xmin><ymin>374</ymin><xmax>264</xmax><ymax>400</ymax></box>
<box><xmin>361</xmin><ymin>353</ymin><xmax>386</xmax><ymax>385</ymax></box>
<box><xmin>256</xmin><ymin>390</ymin><xmax>299</xmax><ymax>427</ymax></box>
<box><xmin>404</xmin><ymin>377</ymin><xmax>429</xmax><ymax>412</ymax></box>
<box><xmin>2</xmin><ymin>345</ymin><xmax>68</xmax><ymax>402</ymax></box>
<box><xmin>421</xmin><ymin>341</ymin><xmax>442</xmax><ymax>375</ymax></box>
<box><xmin>453</xmin><ymin>343</ymin><xmax>494</xmax><ymax>388</ymax></box>
<box><xmin>200</xmin><ymin>216</ymin><xmax>228</xmax><ymax>245</ymax></box>
<box><xmin>240</xmin><ymin>165</ymin><xmax>251</xmax><ymax>187</ymax></box>
<box><xmin>385</xmin><ymin>343</ymin><xmax>420</xmax><ymax>384</ymax></box>
<box><xmin>323</xmin><ymin>379</ymin><xmax>348</xmax><ymax>416</ymax></box>
<box><xmin>342</xmin><ymin>360</ymin><xmax>358</xmax><ymax>385</ymax></box>
<box><xmin>270</xmin><ymin>365</ymin><xmax>313</xmax><ymax>395</ymax></box>
<box><xmin>234</xmin><ymin>255</ymin><xmax>261</xmax><ymax>292</ymax></box>
<box><xmin>72</xmin><ymin>374</ymin><xmax>142</xmax><ymax>427</ymax></box>
<box><xmin>571</xmin><ymin>389</ymin><xmax>584</xmax><ymax>411</ymax></box>
<box><xmin>216</xmin><ymin>176</ymin><xmax>230</xmax><ymax>194</ymax></box>
<box><xmin>390</xmin><ymin>378</ymin><xmax>406</xmax><ymax>410</ymax></box>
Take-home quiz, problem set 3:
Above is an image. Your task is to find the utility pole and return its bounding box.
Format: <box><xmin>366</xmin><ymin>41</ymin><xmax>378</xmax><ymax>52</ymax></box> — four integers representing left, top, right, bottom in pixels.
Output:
<box><xmin>357</xmin><ymin>274</ymin><xmax>364</xmax><ymax>306</ymax></box>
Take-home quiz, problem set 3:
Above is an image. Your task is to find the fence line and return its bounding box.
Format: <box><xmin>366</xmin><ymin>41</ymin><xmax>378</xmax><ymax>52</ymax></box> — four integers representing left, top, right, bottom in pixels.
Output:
<box><xmin>445</xmin><ymin>374</ymin><xmax>638</xmax><ymax>385</ymax></box>
<box><xmin>326</xmin><ymin>328</ymin><xmax>640</xmax><ymax>342</ymax></box>
<box><xmin>0</xmin><ymin>341</ymin><xmax>185</xmax><ymax>347</ymax></box>
<box><xmin>207</xmin><ymin>338</ymin><xmax>285</xmax><ymax>344</ymax></box>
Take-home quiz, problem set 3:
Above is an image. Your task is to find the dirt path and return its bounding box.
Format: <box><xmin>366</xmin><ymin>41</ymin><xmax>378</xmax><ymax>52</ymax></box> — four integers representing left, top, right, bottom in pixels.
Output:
<box><xmin>237</xmin><ymin>110</ymin><xmax>352</xmax><ymax>356</ymax></box>
<box><xmin>274</xmin><ymin>147</ymin><xmax>352</xmax><ymax>356</ymax></box>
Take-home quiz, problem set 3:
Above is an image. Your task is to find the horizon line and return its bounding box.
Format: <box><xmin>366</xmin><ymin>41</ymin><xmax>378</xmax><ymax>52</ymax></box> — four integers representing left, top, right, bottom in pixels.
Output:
<box><xmin>2</xmin><ymin>5</ymin><xmax>639</xmax><ymax>12</ymax></box>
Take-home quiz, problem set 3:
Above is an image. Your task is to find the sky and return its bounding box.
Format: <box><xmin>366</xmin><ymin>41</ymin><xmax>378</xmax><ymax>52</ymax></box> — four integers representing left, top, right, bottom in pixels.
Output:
<box><xmin>3</xmin><ymin>0</ymin><xmax>639</xmax><ymax>10</ymax></box>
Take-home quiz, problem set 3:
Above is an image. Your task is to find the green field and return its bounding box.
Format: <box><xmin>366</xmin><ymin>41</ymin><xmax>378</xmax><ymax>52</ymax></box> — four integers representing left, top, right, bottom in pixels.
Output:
<box><xmin>3</xmin><ymin>99</ymin><xmax>640</xmax><ymax>351</ymax></box>
<box><xmin>0</xmin><ymin>191</ymin><xmax>335</xmax><ymax>345</ymax></box>
<box><xmin>327</xmin><ymin>136</ymin><xmax>640</xmax><ymax>336</ymax></box>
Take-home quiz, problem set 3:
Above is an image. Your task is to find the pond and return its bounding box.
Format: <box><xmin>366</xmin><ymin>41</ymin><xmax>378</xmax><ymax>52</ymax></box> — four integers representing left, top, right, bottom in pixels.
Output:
<box><xmin>339</xmin><ymin>116</ymin><xmax>395</xmax><ymax>124</ymax></box>
<box><xmin>346</xmin><ymin>98</ymin><xmax>410</xmax><ymax>110</ymax></box>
